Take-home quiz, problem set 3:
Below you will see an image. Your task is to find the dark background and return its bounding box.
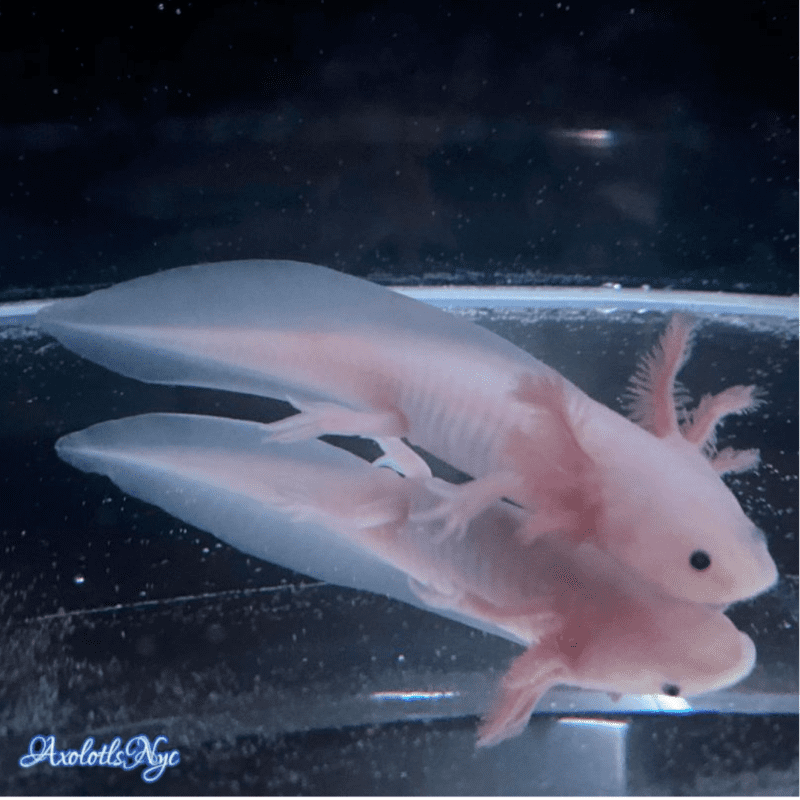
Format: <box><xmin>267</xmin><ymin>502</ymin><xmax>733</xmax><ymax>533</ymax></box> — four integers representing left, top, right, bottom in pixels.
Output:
<box><xmin>1</xmin><ymin>3</ymin><xmax>797</xmax><ymax>792</ymax></box>
<box><xmin>0</xmin><ymin>0</ymin><xmax>797</xmax><ymax>296</ymax></box>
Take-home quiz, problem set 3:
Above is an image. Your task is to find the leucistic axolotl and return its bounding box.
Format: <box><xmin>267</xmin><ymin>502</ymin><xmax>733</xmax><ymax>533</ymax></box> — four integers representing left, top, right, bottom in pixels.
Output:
<box><xmin>37</xmin><ymin>260</ymin><xmax>777</xmax><ymax>605</ymax></box>
<box><xmin>55</xmin><ymin>413</ymin><xmax>758</xmax><ymax>747</ymax></box>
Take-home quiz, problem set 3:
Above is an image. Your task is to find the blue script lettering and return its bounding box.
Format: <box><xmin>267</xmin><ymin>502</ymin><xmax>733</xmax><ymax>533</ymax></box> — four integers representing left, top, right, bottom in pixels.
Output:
<box><xmin>19</xmin><ymin>734</ymin><xmax>180</xmax><ymax>783</ymax></box>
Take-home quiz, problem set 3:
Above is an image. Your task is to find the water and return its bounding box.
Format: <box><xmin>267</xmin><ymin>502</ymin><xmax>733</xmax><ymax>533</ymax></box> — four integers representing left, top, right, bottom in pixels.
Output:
<box><xmin>1</xmin><ymin>297</ymin><xmax>796</xmax><ymax>794</ymax></box>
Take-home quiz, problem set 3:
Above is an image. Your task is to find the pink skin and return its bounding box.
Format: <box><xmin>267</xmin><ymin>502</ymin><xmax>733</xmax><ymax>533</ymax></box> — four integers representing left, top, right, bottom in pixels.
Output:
<box><xmin>337</xmin><ymin>469</ymin><xmax>758</xmax><ymax>749</ymax></box>
<box><xmin>37</xmin><ymin>262</ymin><xmax>777</xmax><ymax>604</ymax></box>
<box><xmin>57</xmin><ymin>413</ymin><xmax>759</xmax><ymax>750</ymax></box>
<box><xmin>393</xmin><ymin>315</ymin><xmax>775</xmax><ymax>605</ymax></box>
<box><xmin>475</xmin><ymin>598</ymin><xmax>754</xmax><ymax>747</ymax></box>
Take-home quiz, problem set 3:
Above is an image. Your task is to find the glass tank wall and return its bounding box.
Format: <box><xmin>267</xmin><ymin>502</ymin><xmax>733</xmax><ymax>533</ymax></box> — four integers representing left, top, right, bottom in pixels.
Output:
<box><xmin>1</xmin><ymin>296</ymin><xmax>796</xmax><ymax>794</ymax></box>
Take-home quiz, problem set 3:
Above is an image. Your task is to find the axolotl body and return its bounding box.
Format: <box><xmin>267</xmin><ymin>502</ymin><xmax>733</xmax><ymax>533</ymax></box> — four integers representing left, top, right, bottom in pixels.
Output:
<box><xmin>55</xmin><ymin>413</ymin><xmax>759</xmax><ymax>747</ymax></box>
<box><xmin>37</xmin><ymin>259</ymin><xmax>777</xmax><ymax>605</ymax></box>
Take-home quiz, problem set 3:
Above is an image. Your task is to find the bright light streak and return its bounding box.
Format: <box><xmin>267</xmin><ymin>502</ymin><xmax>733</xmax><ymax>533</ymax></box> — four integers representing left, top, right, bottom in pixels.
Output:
<box><xmin>370</xmin><ymin>690</ymin><xmax>459</xmax><ymax>703</ymax></box>
<box><xmin>559</xmin><ymin>717</ymin><xmax>629</xmax><ymax>730</ymax></box>
<box><xmin>653</xmin><ymin>694</ymin><xmax>693</xmax><ymax>711</ymax></box>
<box><xmin>552</xmin><ymin>128</ymin><xmax>618</xmax><ymax>148</ymax></box>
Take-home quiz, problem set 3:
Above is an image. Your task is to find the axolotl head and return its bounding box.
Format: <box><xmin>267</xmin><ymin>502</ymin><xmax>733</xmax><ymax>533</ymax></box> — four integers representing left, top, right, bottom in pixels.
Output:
<box><xmin>579</xmin><ymin>594</ymin><xmax>757</xmax><ymax>702</ymax></box>
<box><xmin>599</xmin><ymin>429</ymin><xmax>778</xmax><ymax>606</ymax></box>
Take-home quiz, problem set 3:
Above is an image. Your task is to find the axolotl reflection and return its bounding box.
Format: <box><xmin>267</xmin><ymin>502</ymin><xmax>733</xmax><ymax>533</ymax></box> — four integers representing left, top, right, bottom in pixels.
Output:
<box><xmin>56</xmin><ymin>413</ymin><xmax>757</xmax><ymax>747</ymax></box>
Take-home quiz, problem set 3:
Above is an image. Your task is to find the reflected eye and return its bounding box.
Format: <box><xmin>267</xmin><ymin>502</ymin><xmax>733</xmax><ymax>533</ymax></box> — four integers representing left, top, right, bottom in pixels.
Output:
<box><xmin>690</xmin><ymin>550</ymin><xmax>711</xmax><ymax>571</ymax></box>
<box><xmin>662</xmin><ymin>684</ymin><xmax>681</xmax><ymax>697</ymax></box>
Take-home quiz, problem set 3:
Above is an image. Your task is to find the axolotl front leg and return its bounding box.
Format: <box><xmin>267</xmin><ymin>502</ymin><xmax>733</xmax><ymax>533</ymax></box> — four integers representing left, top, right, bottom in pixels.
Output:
<box><xmin>410</xmin><ymin>471</ymin><xmax>527</xmax><ymax>542</ymax></box>
<box><xmin>413</xmin><ymin>375</ymin><xmax>601</xmax><ymax>543</ymax></box>
<box><xmin>263</xmin><ymin>398</ymin><xmax>433</xmax><ymax>479</ymax></box>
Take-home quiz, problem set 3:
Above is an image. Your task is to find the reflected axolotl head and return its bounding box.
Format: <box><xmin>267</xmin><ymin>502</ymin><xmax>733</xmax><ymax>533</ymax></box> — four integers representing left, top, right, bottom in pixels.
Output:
<box><xmin>579</xmin><ymin>593</ymin><xmax>757</xmax><ymax>702</ymax></box>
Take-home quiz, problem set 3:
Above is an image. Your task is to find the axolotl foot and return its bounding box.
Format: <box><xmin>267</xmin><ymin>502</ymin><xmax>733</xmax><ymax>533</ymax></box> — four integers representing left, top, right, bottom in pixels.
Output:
<box><xmin>410</xmin><ymin>472</ymin><xmax>525</xmax><ymax>543</ymax></box>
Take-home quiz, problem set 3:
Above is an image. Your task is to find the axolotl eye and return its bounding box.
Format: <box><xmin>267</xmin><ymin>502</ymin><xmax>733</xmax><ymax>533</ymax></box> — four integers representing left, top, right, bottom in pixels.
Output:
<box><xmin>661</xmin><ymin>684</ymin><xmax>681</xmax><ymax>697</ymax></box>
<box><xmin>690</xmin><ymin>550</ymin><xmax>712</xmax><ymax>571</ymax></box>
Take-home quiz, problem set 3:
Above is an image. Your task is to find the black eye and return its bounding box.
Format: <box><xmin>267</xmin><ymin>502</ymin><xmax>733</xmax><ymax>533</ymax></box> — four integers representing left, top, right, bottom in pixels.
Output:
<box><xmin>690</xmin><ymin>550</ymin><xmax>711</xmax><ymax>571</ymax></box>
<box><xmin>662</xmin><ymin>684</ymin><xmax>680</xmax><ymax>697</ymax></box>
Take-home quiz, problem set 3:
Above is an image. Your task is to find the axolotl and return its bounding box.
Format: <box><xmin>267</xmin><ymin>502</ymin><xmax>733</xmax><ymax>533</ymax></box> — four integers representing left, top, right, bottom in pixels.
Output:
<box><xmin>54</xmin><ymin>413</ymin><xmax>758</xmax><ymax>747</ymax></box>
<box><xmin>37</xmin><ymin>260</ymin><xmax>777</xmax><ymax>605</ymax></box>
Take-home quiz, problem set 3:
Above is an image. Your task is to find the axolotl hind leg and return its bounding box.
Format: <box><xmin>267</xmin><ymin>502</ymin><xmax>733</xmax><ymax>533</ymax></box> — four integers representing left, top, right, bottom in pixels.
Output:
<box><xmin>373</xmin><ymin>437</ymin><xmax>433</xmax><ymax>479</ymax></box>
<box><xmin>262</xmin><ymin>398</ymin><xmax>433</xmax><ymax>478</ymax></box>
<box><xmin>264</xmin><ymin>399</ymin><xmax>407</xmax><ymax>443</ymax></box>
